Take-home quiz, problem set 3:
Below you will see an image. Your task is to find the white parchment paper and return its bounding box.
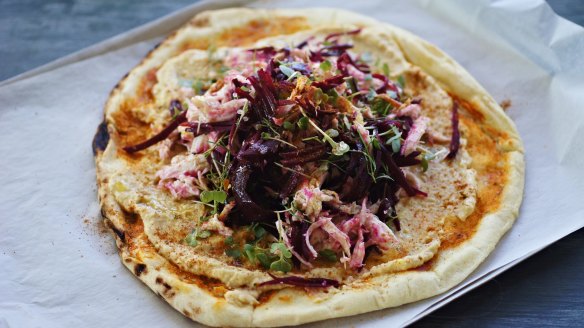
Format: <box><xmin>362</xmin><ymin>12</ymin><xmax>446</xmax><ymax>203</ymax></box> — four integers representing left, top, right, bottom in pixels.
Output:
<box><xmin>1</xmin><ymin>0</ymin><xmax>583</xmax><ymax>327</ymax></box>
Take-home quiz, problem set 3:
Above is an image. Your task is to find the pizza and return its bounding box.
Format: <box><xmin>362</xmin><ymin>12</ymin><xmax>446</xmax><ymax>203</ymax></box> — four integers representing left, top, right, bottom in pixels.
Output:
<box><xmin>93</xmin><ymin>8</ymin><xmax>524</xmax><ymax>327</ymax></box>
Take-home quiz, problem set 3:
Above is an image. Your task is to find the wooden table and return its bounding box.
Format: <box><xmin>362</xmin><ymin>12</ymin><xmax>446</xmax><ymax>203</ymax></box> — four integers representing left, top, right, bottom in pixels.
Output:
<box><xmin>1</xmin><ymin>0</ymin><xmax>582</xmax><ymax>326</ymax></box>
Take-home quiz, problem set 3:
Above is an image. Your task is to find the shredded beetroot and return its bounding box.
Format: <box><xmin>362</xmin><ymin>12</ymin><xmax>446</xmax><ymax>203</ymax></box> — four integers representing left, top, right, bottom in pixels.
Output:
<box><xmin>336</xmin><ymin>53</ymin><xmax>353</xmax><ymax>76</ymax></box>
<box><xmin>181</xmin><ymin>121</ymin><xmax>234</xmax><ymax>135</ymax></box>
<box><xmin>393</xmin><ymin>151</ymin><xmax>422</xmax><ymax>167</ymax></box>
<box><xmin>280</xmin><ymin>171</ymin><xmax>302</xmax><ymax>199</ymax></box>
<box><xmin>281</xmin><ymin>148</ymin><xmax>327</xmax><ymax>166</ymax></box>
<box><xmin>447</xmin><ymin>101</ymin><xmax>460</xmax><ymax>159</ymax></box>
<box><xmin>259</xmin><ymin>273</ymin><xmax>339</xmax><ymax>288</ymax></box>
<box><xmin>319</xmin><ymin>44</ymin><xmax>354</xmax><ymax>57</ymax></box>
<box><xmin>378</xmin><ymin>140</ymin><xmax>420</xmax><ymax>197</ymax></box>
<box><xmin>123</xmin><ymin>110</ymin><xmax>187</xmax><ymax>153</ymax></box>
<box><xmin>372</xmin><ymin>73</ymin><xmax>399</xmax><ymax>94</ymax></box>
<box><xmin>247</xmin><ymin>46</ymin><xmax>277</xmax><ymax>57</ymax></box>
<box><xmin>230</xmin><ymin>163</ymin><xmax>275</xmax><ymax>223</ymax></box>
<box><xmin>237</xmin><ymin>139</ymin><xmax>279</xmax><ymax>162</ymax></box>
<box><xmin>232</xmin><ymin>79</ymin><xmax>253</xmax><ymax>101</ymax></box>
<box><xmin>296</xmin><ymin>36</ymin><xmax>314</xmax><ymax>49</ymax></box>
<box><xmin>312</xmin><ymin>74</ymin><xmax>346</xmax><ymax>90</ymax></box>
<box><xmin>247</xmin><ymin>69</ymin><xmax>277</xmax><ymax>121</ymax></box>
<box><xmin>280</xmin><ymin>144</ymin><xmax>327</xmax><ymax>159</ymax></box>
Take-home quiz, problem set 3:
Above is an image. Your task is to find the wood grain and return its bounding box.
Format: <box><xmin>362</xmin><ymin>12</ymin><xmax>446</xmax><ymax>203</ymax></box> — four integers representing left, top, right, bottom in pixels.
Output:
<box><xmin>0</xmin><ymin>0</ymin><xmax>582</xmax><ymax>327</ymax></box>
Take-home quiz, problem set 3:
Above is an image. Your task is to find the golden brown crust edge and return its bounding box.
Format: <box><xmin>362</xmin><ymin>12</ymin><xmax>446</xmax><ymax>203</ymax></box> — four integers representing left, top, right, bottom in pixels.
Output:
<box><xmin>93</xmin><ymin>8</ymin><xmax>525</xmax><ymax>327</ymax></box>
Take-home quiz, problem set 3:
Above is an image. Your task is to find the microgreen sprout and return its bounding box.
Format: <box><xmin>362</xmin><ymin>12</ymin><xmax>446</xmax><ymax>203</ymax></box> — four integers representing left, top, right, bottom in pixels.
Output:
<box><xmin>184</xmin><ymin>228</ymin><xmax>212</xmax><ymax>247</ymax></box>
<box><xmin>300</xmin><ymin>109</ymin><xmax>349</xmax><ymax>156</ymax></box>
<box><xmin>318</xmin><ymin>249</ymin><xmax>337</xmax><ymax>262</ymax></box>
<box><xmin>279</xmin><ymin>64</ymin><xmax>300</xmax><ymax>81</ymax></box>
<box><xmin>200</xmin><ymin>190</ymin><xmax>227</xmax><ymax>217</ymax></box>
<box><xmin>397</xmin><ymin>75</ymin><xmax>406</xmax><ymax>89</ymax></box>
<box><xmin>274</xmin><ymin>162</ymin><xmax>312</xmax><ymax>179</ymax></box>
<box><xmin>261</xmin><ymin>132</ymin><xmax>297</xmax><ymax>148</ymax></box>
<box><xmin>319</xmin><ymin>60</ymin><xmax>332</xmax><ymax>72</ymax></box>
<box><xmin>382</xmin><ymin>63</ymin><xmax>390</xmax><ymax>77</ymax></box>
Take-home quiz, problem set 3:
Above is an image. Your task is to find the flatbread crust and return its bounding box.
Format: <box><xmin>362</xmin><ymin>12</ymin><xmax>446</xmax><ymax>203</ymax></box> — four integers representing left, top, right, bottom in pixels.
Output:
<box><xmin>93</xmin><ymin>8</ymin><xmax>524</xmax><ymax>327</ymax></box>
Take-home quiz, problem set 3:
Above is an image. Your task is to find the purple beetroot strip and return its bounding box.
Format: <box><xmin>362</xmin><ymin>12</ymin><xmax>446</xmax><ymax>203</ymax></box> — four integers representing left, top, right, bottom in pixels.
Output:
<box><xmin>259</xmin><ymin>273</ymin><xmax>340</xmax><ymax>288</ymax></box>
<box><xmin>123</xmin><ymin>110</ymin><xmax>187</xmax><ymax>153</ymax></box>
<box><xmin>182</xmin><ymin>121</ymin><xmax>234</xmax><ymax>135</ymax></box>
<box><xmin>279</xmin><ymin>144</ymin><xmax>328</xmax><ymax>166</ymax></box>
<box><xmin>447</xmin><ymin>101</ymin><xmax>460</xmax><ymax>159</ymax></box>
<box><xmin>230</xmin><ymin>163</ymin><xmax>275</xmax><ymax>223</ymax></box>
<box><xmin>377</xmin><ymin>138</ymin><xmax>421</xmax><ymax>197</ymax></box>
<box><xmin>324</xmin><ymin>28</ymin><xmax>362</xmax><ymax>41</ymax></box>
<box><xmin>393</xmin><ymin>151</ymin><xmax>421</xmax><ymax>167</ymax></box>
<box><xmin>247</xmin><ymin>69</ymin><xmax>277</xmax><ymax>122</ymax></box>
<box><xmin>312</xmin><ymin>74</ymin><xmax>346</xmax><ymax>90</ymax></box>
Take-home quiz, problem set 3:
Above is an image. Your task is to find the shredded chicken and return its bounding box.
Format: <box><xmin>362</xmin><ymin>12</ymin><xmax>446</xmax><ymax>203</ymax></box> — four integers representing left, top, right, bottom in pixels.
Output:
<box><xmin>401</xmin><ymin>116</ymin><xmax>429</xmax><ymax>156</ymax></box>
<box><xmin>156</xmin><ymin>154</ymin><xmax>210</xmax><ymax>198</ymax></box>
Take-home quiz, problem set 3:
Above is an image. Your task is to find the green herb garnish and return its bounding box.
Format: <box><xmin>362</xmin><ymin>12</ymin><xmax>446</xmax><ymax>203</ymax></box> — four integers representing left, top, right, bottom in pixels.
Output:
<box><xmin>283</xmin><ymin>121</ymin><xmax>295</xmax><ymax>131</ymax></box>
<box><xmin>382</xmin><ymin>63</ymin><xmax>390</xmax><ymax>77</ymax></box>
<box><xmin>297</xmin><ymin>116</ymin><xmax>309</xmax><ymax>130</ymax></box>
<box><xmin>225</xmin><ymin>248</ymin><xmax>241</xmax><ymax>259</ymax></box>
<box><xmin>192</xmin><ymin>80</ymin><xmax>205</xmax><ymax>95</ymax></box>
<box><xmin>320</xmin><ymin>60</ymin><xmax>332</xmax><ymax>72</ymax></box>
<box><xmin>184</xmin><ymin>229</ymin><xmax>212</xmax><ymax>247</ymax></box>
<box><xmin>318</xmin><ymin>249</ymin><xmax>337</xmax><ymax>262</ymax></box>
<box><xmin>200</xmin><ymin>190</ymin><xmax>227</xmax><ymax>218</ymax></box>
<box><xmin>397</xmin><ymin>75</ymin><xmax>406</xmax><ymax>89</ymax></box>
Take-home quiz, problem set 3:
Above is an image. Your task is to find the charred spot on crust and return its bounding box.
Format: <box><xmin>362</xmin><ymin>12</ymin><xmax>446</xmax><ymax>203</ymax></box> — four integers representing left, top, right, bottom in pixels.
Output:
<box><xmin>111</xmin><ymin>225</ymin><xmax>125</xmax><ymax>242</ymax></box>
<box><xmin>134</xmin><ymin>263</ymin><xmax>147</xmax><ymax>277</ymax></box>
<box><xmin>105</xmin><ymin>220</ymin><xmax>125</xmax><ymax>242</ymax></box>
<box><xmin>121</xmin><ymin>209</ymin><xmax>139</xmax><ymax>224</ymax></box>
<box><xmin>155</xmin><ymin>277</ymin><xmax>172</xmax><ymax>291</ymax></box>
<box><xmin>112</xmin><ymin>71</ymin><xmax>130</xmax><ymax>92</ymax></box>
<box><xmin>182</xmin><ymin>310</ymin><xmax>191</xmax><ymax>317</ymax></box>
<box><xmin>155</xmin><ymin>276</ymin><xmax>175</xmax><ymax>298</ymax></box>
<box><xmin>92</xmin><ymin>120</ymin><xmax>110</xmax><ymax>156</ymax></box>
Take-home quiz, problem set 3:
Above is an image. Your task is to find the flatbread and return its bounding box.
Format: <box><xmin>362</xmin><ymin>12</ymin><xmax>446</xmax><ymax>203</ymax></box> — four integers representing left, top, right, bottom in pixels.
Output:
<box><xmin>93</xmin><ymin>8</ymin><xmax>524</xmax><ymax>327</ymax></box>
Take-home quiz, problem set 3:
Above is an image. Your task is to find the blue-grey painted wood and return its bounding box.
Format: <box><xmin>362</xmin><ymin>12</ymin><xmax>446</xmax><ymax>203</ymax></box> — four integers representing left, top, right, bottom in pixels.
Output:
<box><xmin>0</xmin><ymin>0</ymin><xmax>582</xmax><ymax>327</ymax></box>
